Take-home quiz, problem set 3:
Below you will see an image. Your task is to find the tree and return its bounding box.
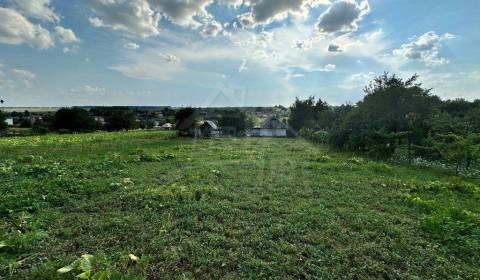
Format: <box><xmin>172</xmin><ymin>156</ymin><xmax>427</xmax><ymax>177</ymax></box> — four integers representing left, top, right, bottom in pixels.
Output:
<box><xmin>288</xmin><ymin>96</ymin><xmax>330</xmax><ymax>135</ymax></box>
<box><xmin>219</xmin><ymin>109</ymin><xmax>247</xmax><ymax>136</ymax></box>
<box><xmin>329</xmin><ymin>73</ymin><xmax>440</xmax><ymax>159</ymax></box>
<box><xmin>105</xmin><ymin>108</ymin><xmax>136</xmax><ymax>131</ymax></box>
<box><xmin>53</xmin><ymin>107</ymin><xmax>96</xmax><ymax>132</ymax></box>
<box><xmin>175</xmin><ymin>108</ymin><xmax>198</xmax><ymax>137</ymax></box>
<box><xmin>0</xmin><ymin>110</ymin><xmax>7</xmax><ymax>131</ymax></box>
<box><xmin>433</xmin><ymin>133</ymin><xmax>480</xmax><ymax>175</ymax></box>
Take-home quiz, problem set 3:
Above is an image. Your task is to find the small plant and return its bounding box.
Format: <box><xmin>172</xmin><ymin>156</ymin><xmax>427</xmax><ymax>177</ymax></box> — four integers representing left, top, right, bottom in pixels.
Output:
<box><xmin>57</xmin><ymin>253</ymin><xmax>145</xmax><ymax>280</ymax></box>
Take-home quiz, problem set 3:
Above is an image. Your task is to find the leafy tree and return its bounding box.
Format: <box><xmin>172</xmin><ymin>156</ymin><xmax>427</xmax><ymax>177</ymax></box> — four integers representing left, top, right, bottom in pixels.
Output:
<box><xmin>53</xmin><ymin>107</ymin><xmax>96</xmax><ymax>132</ymax></box>
<box><xmin>288</xmin><ymin>96</ymin><xmax>329</xmax><ymax>135</ymax></box>
<box><xmin>219</xmin><ymin>109</ymin><xmax>247</xmax><ymax>136</ymax></box>
<box><xmin>433</xmin><ymin>133</ymin><xmax>480</xmax><ymax>175</ymax></box>
<box><xmin>105</xmin><ymin>108</ymin><xmax>136</xmax><ymax>131</ymax></box>
<box><xmin>329</xmin><ymin>73</ymin><xmax>440</xmax><ymax>160</ymax></box>
<box><xmin>175</xmin><ymin>107</ymin><xmax>198</xmax><ymax>137</ymax></box>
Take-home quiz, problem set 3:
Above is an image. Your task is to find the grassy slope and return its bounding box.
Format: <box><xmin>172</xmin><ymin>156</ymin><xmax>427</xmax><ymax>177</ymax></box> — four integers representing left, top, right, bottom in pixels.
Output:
<box><xmin>0</xmin><ymin>131</ymin><xmax>479</xmax><ymax>279</ymax></box>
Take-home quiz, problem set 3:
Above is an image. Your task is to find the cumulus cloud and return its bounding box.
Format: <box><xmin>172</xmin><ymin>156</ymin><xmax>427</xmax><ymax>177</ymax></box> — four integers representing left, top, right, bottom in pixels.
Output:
<box><xmin>55</xmin><ymin>26</ymin><xmax>80</xmax><ymax>43</ymax></box>
<box><xmin>327</xmin><ymin>43</ymin><xmax>342</xmax><ymax>52</ymax></box>
<box><xmin>148</xmin><ymin>0</ymin><xmax>212</xmax><ymax>27</ymax></box>
<box><xmin>316</xmin><ymin>0</ymin><xmax>369</xmax><ymax>33</ymax></box>
<box><xmin>123</xmin><ymin>42</ymin><xmax>140</xmax><ymax>50</ymax></box>
<box><xmin>200</xmin><ymin>17</ymin><xmax>224</xmax><ymax>37</ymax></box>
<box><xmin>88</xmin><ymin>0</ymin><xmax>161</xmax><ymax>38</ymax></box>
<box><xmin>238</xmin><ymin>0</ymin><xmax>330</xmax><ymax>27</ymax></box>
<box><xmin>392</xmin><ymin>31</ymin><xmax>455</xmax><ymax>66</ymax></box>
<box><xmin>0</xmin><ymin>7</ymin><xmax>54</xmax><ymax>49</ymax></box>
<box><xmin>7</xmin><ymin>0</ymin><xmax>60</xmax><ymax>23</ymax></box>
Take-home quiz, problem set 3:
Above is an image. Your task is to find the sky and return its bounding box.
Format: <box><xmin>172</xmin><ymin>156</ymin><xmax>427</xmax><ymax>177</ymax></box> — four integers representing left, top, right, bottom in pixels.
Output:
<box><xmin>0</xmin><ymin>0</ymin><xmax>479</xmax><ymax>107</ymax></box>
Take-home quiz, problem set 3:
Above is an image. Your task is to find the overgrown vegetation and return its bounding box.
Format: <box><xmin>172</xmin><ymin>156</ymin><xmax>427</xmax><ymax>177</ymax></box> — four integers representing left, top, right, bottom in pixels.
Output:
<box><xmin>1</xmin><ymin>131</ymin><xmax>479</xmax><ymax>279</ymax></box>
<box><xmin>292</xmin><ymin>73</ymin><xmax>480</xmax><ymax>175</ymax></box>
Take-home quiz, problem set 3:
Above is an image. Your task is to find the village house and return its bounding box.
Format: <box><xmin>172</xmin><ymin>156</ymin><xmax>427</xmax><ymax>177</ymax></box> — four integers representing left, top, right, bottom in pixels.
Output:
<box><xmin>5</xmin><ymin>118</ymin><xmax>13</xmax><ymax>126</ymax></box>
<box><xmin>161</xmin><ymin>123</ymin><xmax>173</xmax><ymax>130</ymax></box>
<box><xmin>198</xmin><ymin>120</ymin><xmax>220</xmax><ymax>137</ymax></box>
<box><xmin>251</xmin><ymin>116</ymin><xmax>287</xmax><ymax>137</ymax></box>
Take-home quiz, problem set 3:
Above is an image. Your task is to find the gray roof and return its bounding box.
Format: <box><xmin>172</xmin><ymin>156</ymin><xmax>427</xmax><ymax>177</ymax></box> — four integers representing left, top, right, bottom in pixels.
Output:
<box><xmin>203</xmin><ymin>120</ymin><xmax>219</xmax><ymax>130</ymax></box>
<box><xmin>261</xmin><ymin>116</ymin><xmax>287</xmax><ymax>129</ymax></box>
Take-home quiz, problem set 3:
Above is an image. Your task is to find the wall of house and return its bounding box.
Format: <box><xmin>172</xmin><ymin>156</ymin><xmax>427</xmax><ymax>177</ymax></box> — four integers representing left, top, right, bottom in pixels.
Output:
<box><xmin>258</xmin><ymin>128</ymin><xmax>287</xmax><ymax>137</ymax></box>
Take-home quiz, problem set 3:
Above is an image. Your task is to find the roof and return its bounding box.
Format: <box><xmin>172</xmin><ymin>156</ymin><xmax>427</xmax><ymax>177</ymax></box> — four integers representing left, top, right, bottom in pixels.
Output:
<box><xmin>261</xmin><ymin>116</ymin><xmax>287</xmax><ymax>129</ymax></box>
<box><xmin>202</xmin><ymin>120</ymin><xmax>219</xmax><ymax>130</ymax></box>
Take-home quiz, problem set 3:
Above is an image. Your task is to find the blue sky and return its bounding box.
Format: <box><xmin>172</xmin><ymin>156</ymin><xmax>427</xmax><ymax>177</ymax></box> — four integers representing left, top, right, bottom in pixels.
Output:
<box><xmin>0</xmin><ymin>0</ymin><xmax>479</xmax><ymax>107</ymax></box>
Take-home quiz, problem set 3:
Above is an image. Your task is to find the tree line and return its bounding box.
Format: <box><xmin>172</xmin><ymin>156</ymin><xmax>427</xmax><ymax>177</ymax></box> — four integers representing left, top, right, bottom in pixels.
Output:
<box><xmin>290</xmin><ymin>72</ymin><xmax>480</xmax><ymax>174</ymax></box>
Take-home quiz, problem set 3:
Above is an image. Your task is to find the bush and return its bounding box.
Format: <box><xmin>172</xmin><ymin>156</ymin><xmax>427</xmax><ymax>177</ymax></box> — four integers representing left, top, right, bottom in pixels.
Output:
<box><xmin>53</xmin><ymin>107</ymin><xmax>96</xmax><ymax>133</ymax></box>
<box><xmin>105</xmin><ymin>109</ymin><xmax>136</xmax><ymax>131</ymax></box>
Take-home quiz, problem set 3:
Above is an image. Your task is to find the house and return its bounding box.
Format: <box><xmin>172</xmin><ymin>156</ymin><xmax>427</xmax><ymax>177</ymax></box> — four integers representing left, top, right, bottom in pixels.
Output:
<box><xmin>161</xmin><ymin>123</ymin><xmax>173</xmax><ymax>130</ymax></box>
<box><xmin>5</xmin><ymin>118</ymin><xmax>13</xmax><ymax>126</ymax></box>
<box><xmin>198</xmin><ymin>120</ymin><xmax>220</xmax><ymax>137</ymax></box>
<box><xmin>251</xmin><ymin>116</ymin><xmax>287</xmax><ymax>137</ymax></box>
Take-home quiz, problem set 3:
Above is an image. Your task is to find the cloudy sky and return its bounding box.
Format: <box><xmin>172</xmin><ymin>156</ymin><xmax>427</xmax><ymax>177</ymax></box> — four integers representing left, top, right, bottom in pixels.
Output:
<box><xmin>0</xmin><ymin>0</ymin><xmax>479</xmax><ymax>107</ymax></box>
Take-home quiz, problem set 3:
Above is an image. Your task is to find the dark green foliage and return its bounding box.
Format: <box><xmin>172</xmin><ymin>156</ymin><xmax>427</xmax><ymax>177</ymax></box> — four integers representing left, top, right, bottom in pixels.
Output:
<box><xmin>219</xmin><ymin>109</ymin><xmax>247</xmax><ymax>136</ymax></box>
<box><xmin>432</xmin><ymin>133</ymin><xmax>480</xmax><ymax>174</ymax></box>
<box><xmin>175</xmin><ymin>107</ymin><xmax>198</xmax><ymax>137</ymax></box>
<box><xmin>329</xmin><ymin>73</ymin><xmax>440</xmax><ymax>159</ymax></box>
<box><xmin>288</xmin><ymin>96</ymin><xmax>329</xmax><ymax>134</ymax></box>
<box><xmin>0</xmin><ymin>111</ymin><xmax>6</xmax><ymax>131</ymax></box>
<box><xmin>53</xmin><ymin>107</ymin><xmax>97</xmax><ymax>132</ymax></box>
<box><xmin>105</xmin><ymin>109</ymin><xmax>136</xmax><ymax>131</ymax></box>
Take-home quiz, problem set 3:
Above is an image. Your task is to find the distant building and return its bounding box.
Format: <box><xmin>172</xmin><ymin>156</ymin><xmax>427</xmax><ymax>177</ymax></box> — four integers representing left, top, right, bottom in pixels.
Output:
<box><xmin>5</xmin><ymin>118</ymin><xmax>13</xmax><ymax>126</ymax></box>
<box><xmin>161</xmin><ymin>123</ymin><xmax>173</xmax><ymax>130</ymax></box>
<box><xmin>198</xmin><ymin>120</ymin><xmax>220</xmax><ymax>137</ymax></box>
<box><xmin>94</xmin><ymin>116</ymin><xmax>106</xmax><ymax>125</ymax></box>
<box><xmin>251</xmin><ymin>116</ymin><xmax>287</xmax><ymax>137</ymax></box>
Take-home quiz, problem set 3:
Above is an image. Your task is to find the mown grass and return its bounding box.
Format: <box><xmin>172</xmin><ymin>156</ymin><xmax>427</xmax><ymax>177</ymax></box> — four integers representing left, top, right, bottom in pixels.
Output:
<box><xmin>1</xmin><ymin>130</ymin><xmax>479</xmax><ymax>279</ymax></box>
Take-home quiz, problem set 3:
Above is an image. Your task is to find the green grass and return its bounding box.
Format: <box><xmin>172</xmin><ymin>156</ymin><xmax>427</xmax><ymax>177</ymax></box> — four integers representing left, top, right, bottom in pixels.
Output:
<box><xmin>1</xmin><ymin>130</ymin><xmax>479</xmax><ymax>279</ymax></box>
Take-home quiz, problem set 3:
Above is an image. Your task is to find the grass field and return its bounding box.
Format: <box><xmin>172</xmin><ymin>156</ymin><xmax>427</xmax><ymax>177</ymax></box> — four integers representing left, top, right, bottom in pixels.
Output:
<box><xmin>1</xmin><ymin>131</ymin><xmax>479</xmax><ymax>279</ymax></box>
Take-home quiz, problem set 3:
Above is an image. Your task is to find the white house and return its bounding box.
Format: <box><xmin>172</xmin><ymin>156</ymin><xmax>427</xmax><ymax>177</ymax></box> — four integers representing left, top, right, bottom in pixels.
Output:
<box><xmin>251</xmin><ymin>116</ymin><xmax>287</xmax><ymax>137</ymax></box>
<box><xmin>5</xmin><ymin>118</ymin><xmax>13</xmax><ymax>126</ymax></box>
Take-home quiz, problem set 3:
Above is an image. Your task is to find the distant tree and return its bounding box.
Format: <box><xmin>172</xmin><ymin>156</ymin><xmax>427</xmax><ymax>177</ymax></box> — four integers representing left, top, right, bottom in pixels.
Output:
<box><xmin>53</xmin><ymin>107</ymin><xmax>96</xmax><ymax>132</ymax></box>
<box><xmin>105</xmin><ymin>108</ymin><xmax>136</xmax><ymax>131</ymax></box>
<box><xmin>288</xmin><ymin>96</ymin><xmax>329</xmax><ymax>135</ymax></box>
<box><xmin>175</xmin><ymin>107</ymin><xmax>198</xmax><ymax>137</ymax></box>
<box><xmin>0</xmin><ymin>110</ymin><xmax>7</xmax><ymax>131</ymax></box>
<box><xmin>219</xmin><ymin>109</ymin><xmax>247</xmax><ymax>136</ymax></box>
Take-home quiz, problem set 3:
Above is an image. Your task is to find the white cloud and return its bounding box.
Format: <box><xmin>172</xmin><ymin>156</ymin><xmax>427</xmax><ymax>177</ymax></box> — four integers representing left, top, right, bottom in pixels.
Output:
<box><xmin>88</xmin><ymin>0</ymin><xmax>161</xmax><ymax>38</ymax></box>
<box><xmin>158</xmin><ymin>53</ymin><xmax>181</xmax><ymax>63</ymax></box>
<box><xmin>392</xmin><ymin>31</ymin><xmax>455</xmax><ymax>66</ymax></box>
<box><xmin>63</xmin><ymin>45</ymin><xmax>80</xmax><ymax>54</ymax></box>
<box><xmin>238</xmin><ymin>58</ymin><xmax>248</xmax><ymax>72</ymax></box>
<box><xmin>7</xmin><ymin>0</ymin><xmax>60</xmax><ymax>23</ymax></box>
<box><xmin>55</xmin><ymin>26</ymin><xmax>80</xmax><ymax>43</ymax></box>
<box><xmin>10</xmin><ymin>69</ymin><xmax>36</xmax><ymax>88</ymax></box>
<box><xmin>123</xmin><ymin>42</ymin><xmax>140</xmax><ymax>50</ymax></box>
<box><xmin>200</xmin><ymin>18</ymin><xmax>224</xmax><ymax>37</ymax></box>
<box><xmin>0</xmin><ymin>7</ymin><xmax>54</xmax><ymax>49</ymax></box>
<box><xmin>316</xmin><ymin>0</ymin><xmax>369</xmax><ymax>33</ymax></box>
<box><xmin>70</xmin><ymin>85</ymin><xmax>106</xmax><ymax>95</ymax></box>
